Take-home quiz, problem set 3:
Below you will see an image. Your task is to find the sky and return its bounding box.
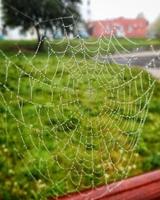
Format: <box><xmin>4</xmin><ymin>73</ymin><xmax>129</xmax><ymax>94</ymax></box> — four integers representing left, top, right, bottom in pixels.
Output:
<box><xmin>82</xmin><ymin>0</ymin><xmax>160</xmax><ymax>23</ymax></box>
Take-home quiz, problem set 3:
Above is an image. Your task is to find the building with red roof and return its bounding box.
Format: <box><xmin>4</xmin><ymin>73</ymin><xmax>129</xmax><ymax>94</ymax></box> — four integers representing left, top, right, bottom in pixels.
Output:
<box><xmin>88</xmin><ymin>17</ymin><xmax>149</xmax><ymax>38</ymax></box>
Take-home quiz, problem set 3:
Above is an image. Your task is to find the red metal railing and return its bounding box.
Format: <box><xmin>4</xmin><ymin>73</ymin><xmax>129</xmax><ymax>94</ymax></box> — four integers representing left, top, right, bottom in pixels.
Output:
<box><xmin>50</xmin><ymin>170</ymin><xmax>160</xmax><ymax>200</ymax></box>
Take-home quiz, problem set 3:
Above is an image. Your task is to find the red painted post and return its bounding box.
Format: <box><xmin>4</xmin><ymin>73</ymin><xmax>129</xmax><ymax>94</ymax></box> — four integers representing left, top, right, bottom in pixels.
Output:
<box><xmin>49</xmin><ymin>170</ymin><xmax>160</xmax><ymax>200</ymax></box>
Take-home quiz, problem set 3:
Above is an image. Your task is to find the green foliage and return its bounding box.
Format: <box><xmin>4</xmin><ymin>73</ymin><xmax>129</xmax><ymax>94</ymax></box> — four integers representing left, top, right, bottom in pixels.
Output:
<box><xmin>142</xmin><ymin>153</ymin><xmax>160</xmax><ymax>171</ymax></box>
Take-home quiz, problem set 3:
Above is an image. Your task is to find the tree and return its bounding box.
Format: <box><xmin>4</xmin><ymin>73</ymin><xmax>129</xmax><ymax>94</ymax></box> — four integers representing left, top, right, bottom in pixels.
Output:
<box><xmin>149</xmin><ymin>15</ymin><xmax>160</xmax><ymax>38</ymax></box>
<box><xmin>136</xmin><ymin>12</ymin><xmax>145</xmax><ymax>19</ymax></box>
<box><xmin>1</xmin><ymin>0</ymin><xmax>81</xmax><ymax>49</ymax></box>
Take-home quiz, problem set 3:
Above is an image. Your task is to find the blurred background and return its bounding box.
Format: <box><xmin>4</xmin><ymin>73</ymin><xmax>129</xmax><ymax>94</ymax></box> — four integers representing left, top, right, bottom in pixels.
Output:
<box><xmin>0</xmin><ymin>0</ymin><xmax>160</xmax><ymax>40</ymax></box>
<box><xmin>0</xmin><ymin>0</ymin><xmax>160</xmax><ymax>200</ymax></box>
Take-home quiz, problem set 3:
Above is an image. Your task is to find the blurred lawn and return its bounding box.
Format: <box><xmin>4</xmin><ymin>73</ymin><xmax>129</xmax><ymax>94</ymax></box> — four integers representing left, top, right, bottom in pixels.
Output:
<box><xmin>0</xmin><ymin>39</ymin><xmax>160</xmax><ymax>199</ymax></box>
<box><xmin>0</xmin><ymin>38</ymin><xmax>160</xmax><ymax>56</ymax></box>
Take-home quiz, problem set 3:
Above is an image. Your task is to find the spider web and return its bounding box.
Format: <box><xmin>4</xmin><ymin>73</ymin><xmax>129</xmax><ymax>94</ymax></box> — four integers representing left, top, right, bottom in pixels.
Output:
<box><xmin>0</xmin><ymin>16</ymin><xmax>156</xmax><ymax>199</ymax></box>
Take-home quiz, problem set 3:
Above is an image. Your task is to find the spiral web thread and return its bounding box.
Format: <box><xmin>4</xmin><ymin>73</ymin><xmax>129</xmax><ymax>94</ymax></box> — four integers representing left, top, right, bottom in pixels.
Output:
<box><xmin>0</xmin><ymin>16</ymin><xmax>156</xmax><ymax>198</ymax></box>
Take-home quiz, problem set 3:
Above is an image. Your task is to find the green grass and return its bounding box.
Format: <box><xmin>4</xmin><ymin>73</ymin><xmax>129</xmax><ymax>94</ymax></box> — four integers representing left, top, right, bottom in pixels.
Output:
<box><xmin>0</xmin><ymin>39</ymin><xmax>160</xmax><ymax>200</ymax></box>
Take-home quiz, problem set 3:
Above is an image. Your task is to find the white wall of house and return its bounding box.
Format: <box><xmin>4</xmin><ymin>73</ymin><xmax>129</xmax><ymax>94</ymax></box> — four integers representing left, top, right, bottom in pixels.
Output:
<box><xmin>4</xmin><ymin>27</ymin><xmax>37</xmax><ymax>40</ymax></box>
